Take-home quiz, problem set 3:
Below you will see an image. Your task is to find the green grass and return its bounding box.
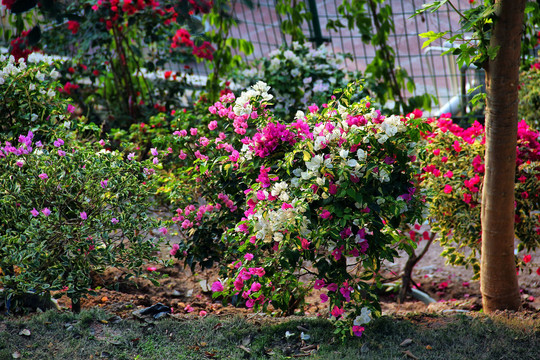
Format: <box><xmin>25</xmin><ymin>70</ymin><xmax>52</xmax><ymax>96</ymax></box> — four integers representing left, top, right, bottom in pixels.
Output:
<box><xmin>0</xmin><ymin>309</ymin><xmax>539</xmax><ymax>359</ymax></box>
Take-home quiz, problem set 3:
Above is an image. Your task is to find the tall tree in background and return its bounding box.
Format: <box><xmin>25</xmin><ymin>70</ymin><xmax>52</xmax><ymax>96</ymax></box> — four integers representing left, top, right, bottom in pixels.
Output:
<box><xmin>419</xmin><ymin>0</ymin><xmax>528</xmax><ymax>311</ymax></box>
<box><xmin>480</xmin><ymin>0</ymin><xmax>525</xmax><ymax>312</ymax></box>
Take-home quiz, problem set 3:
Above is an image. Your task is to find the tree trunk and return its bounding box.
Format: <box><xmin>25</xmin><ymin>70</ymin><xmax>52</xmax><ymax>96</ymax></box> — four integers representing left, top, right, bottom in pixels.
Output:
<box><xmin>480</xmin><ymin>0</ymin><xmax>525</xmax><ymax>312</ymax></box>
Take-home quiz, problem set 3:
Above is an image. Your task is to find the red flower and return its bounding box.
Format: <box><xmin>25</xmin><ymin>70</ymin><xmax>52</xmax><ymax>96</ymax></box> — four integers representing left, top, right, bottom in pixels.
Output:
<box><xmin>192</xmin><ymin>41</ymin><xmax>215</xmax><ymax>61</ymax></box>
<box><xmin>67</xmin><ymin>20</ymin><xmax>80</xmax><ymax>35</ymax></box>
<box><xmin>164</xmin><ymin>70</ymin><xmax>172</xmax><ymax>79</ymax></box>
<box><xmin>523</xmin><ymin>254</ymin><xmax>532</xmax><ymax>264</ymax></box>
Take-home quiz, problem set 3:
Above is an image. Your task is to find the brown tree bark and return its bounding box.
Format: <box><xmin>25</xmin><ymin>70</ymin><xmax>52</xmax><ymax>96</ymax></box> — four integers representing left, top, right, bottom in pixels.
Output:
<box><xmin>480</xmin><ymin>0</ymin><xmax>525</xmax><ymax>312</ymax></box>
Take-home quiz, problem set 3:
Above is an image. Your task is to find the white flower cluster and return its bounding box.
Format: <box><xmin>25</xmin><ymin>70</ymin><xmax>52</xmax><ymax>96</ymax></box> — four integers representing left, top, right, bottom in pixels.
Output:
<box><xmin>233</xmin><ymin>81</ymin><xmax>273</xmax><ymax>116</ymax></box>
<box><xmin>375</xmin><ymin>114</ymin><xmax>407</xmax><ymax>144</ymax></box>
<box><xmin>250</xmin><ymin>201</ymin><xmax>309</xmax><ymax>243</ymax></box>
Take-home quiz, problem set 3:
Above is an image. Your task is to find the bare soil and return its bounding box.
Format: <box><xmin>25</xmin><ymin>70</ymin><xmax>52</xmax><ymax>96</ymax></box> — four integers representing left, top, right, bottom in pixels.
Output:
<box><xmin>53</xmin><ymin>239</ymin><xmax>539</xmax><ymax>318</ymax></box>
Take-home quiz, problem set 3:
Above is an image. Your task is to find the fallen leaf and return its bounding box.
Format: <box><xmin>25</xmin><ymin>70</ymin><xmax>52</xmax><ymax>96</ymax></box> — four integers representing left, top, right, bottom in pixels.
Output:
<box><xmin>99</xmin><ymin>320</ymin><xmax>108</xmax><ymax>324</ymax></box>
<box><xmin>300</xmin><ymin>332</ymin><xmax>310</xmax><ymax>340</ymax></box>
<box><xmin>238</xmin><ymin>345</ymin><xmax>251</xmax><ymax>354</ymax></box>
<box><xmin>213</xmin><ymin>322</ymin><xmax>223</xmax><ymax>330</ymax></box>
<box><xmin>426</xmin><ymin>345</ymin><xmax>433</xmax><ymax>350</ymax></box>
<box><xmin>18</xmin><ymin>329</ymin><xmax>31</xmax><ymax>337</ymax></box>
<box><xmin>400</xmin><ymin>338</ymin><xmax>413</xmax><ymax>347</ymax></box>
<box><xmin>300</xmin><ymin>344</ymin><xmax>318</xmax><ymax>352</ymax></box>
<box><xmin>402</xmin><ymin>350</ymin><xmax>419</xmax><ymax>359</ymax></box>
<box><xmin>204</xmin><ymin>351</ymin><xmax>216</xmax><ymax>358</ymax></box>
<box><xmin>101</xmin><ymin>296</ymin><xmax>109</xmax><ymax>302</ymax></box>
<box><xmin>12</xmin><ymin>351</ymin><xmax>21</xmax><ymax>359</ymax></box>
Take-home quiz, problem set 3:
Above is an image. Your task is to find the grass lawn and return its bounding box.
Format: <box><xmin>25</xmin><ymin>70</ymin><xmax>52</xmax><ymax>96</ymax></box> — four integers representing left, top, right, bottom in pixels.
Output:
<box><xmin>0</xmin><ymin>308</ymin><xmax>539</xmax><ymax>359</ymax></box>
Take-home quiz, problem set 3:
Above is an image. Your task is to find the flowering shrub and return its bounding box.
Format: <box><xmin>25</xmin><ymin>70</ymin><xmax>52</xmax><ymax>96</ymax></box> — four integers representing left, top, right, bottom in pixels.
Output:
<box><xmin>420</xmin><ymin>116</ymin><xmax>540</xmax><ymax>278</ymax></box>
<box><xmin>0</xmin><ymin>130</ymin><xmax>164</xmax><ymax>312</ymax></box>
<box><xmin>0</xmin><ymin>54</ymin><xmax>76</xmax><ymax>142</ymax></box>
<box><xmin>1</xmin><ymin>0</ymin><xmax>215</xmax><ymax>129</ymax></box>
<box><xmin>233</xmin><ymin>42</ymin><xmax>363</xmax><ymax>120</ymax></box>
<box><xmin>196</xmin><ymin>81</ymin><xmax>427</xmax><ymax>337</ymax></box>
<box><xmin>519</xmin><ymin>60</ymin><xmax>540</xmax><ymax>129</ymax></box>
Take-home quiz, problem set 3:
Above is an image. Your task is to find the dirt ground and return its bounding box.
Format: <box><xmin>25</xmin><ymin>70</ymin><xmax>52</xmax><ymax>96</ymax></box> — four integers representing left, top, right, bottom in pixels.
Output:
<box><xmin>56</xmin><ymin>239</ymin><xmax>540</xmax><ymax>319</ymax></box>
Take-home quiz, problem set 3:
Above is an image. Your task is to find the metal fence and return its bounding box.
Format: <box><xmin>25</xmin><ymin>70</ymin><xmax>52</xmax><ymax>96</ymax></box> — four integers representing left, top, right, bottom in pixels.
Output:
<box><xmin>209</xmin><ymin>0</ymin><xmax>480</xmax><ymax>115</ymax></box>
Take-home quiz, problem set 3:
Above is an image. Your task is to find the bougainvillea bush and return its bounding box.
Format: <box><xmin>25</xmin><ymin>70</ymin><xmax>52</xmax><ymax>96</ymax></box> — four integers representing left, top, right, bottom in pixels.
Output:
<box><xmin>167</xmin><ymin>81</ymin><xmax>426</xmax><ymax>337</ymax></box>
<box><xmin>233</xmin><ymin>42</ymin><xmax>363</xmax><ymax>120</ymax></box>
<box><xmin>0</xmin><ymin>130</ymin><xmax>165</xmax><ymax>312</ymax></box>
<box><xmin>420</xmin><ymin>116</ymin><xmax>540</xmax><ymax>278</ymax></box>
<box><xmin>519</xmin><ymin>60</ymin><xmax>540</xmax><ymax>129</ymax></box>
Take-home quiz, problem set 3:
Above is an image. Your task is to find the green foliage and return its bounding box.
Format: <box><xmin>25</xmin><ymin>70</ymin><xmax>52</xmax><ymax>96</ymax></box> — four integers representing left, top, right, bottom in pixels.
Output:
<box><xmin>419</xmin><ymin>116</ymin><xmax>540</xmax><ymax>278</ymax></box>
<box><xmin>0</xmin><ymin>119</ymin><xmax>165</xmax><ymax>311</ymax></box>
<box><xmin>337</xmin><ymin>0</ymin><xmax>435</xmax><ymax>114</ymax></box>
<box><xmin>212</xmin><ymin>81</ymin><xmax>427</xmax><ymax>335</ymax></box>
<box><xmin>203</xmin><ymin>0</ymin><xmax>254</xmax><ymax>102</ymax></box>
<box><xmin>1</xmin><ymin>0</ymin><xmax>215</xmax><ymax>129</ymax></box>
<box><xmin>233</xmin><ymin>42</ymin><xmax>362</xmax><ymax>121</ymax></box>
<box><xmin>518</xmin><ymin>61</ymin><xmax>540</xmax><ymax>128</ymax></box>
<box><xmin>0</xmin><ymin>54</ymin><xmax>75</xmax><ymax>142</ymax></box>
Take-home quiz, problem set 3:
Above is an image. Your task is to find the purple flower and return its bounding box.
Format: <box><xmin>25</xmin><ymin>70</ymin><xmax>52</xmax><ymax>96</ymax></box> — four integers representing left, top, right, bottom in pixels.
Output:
<box><xmin>127</xmin><ymin>153</ymin><xmax>135</xmax><ymax>161</ymax></box>
<box><xmin>67</xmin><ymin>104</ymin><xmax>76</xmax><ymax>113</ymax></box>
<box><xmin>153</xmin><ymin>157</ymin><xmax>159</xmax><ymax>165</ymax></box>
<box><xmin>16</xmin><ymin>161</ymin><xmax>24</xmax><ymax>167</ymax></box>
<box><xmin>31</xmin><ymin>208</ymin><xmax>39</xmax><ymax>217</ymax></box>
<box><xmin>38</xmin><ymin>173</ymin><xmax>48</xmax><ymax>180</ymax></box>
<box><xmin>58</xmin><ymin>150</ymin><xmax>66</xmax><ymax>157</ymax></box>
<box><xmin>100</xmin><ymin>179</ymin><xmax>108</xmax><ymax>188</ymax></box>
<box><xmin>42</xmin><ymin>208</ymin><xmax>51</xmax><ymax>216</ymax></box>
<box><xmin>53</xmin><ymin>139</ymin><xmax>64</xmax><ymax>147</ymax></box>
<box><xmin>111</xmin><ymin>218</ymin><xmax>119</xmax><ymax>224</ymax></box>
<box><xmin>159</xmin><ymin>227</ymin><xmax>168</xmax><ymax>235</ymax></box>
<box><xmin>36</xmin><ymin>141</ymin><xmax>43</xmax><ymax>147</ymax></box>
<box><xmin>150</xmin><ymin>148</ymin><xmax>158</xmax><ymax>156</ymax></box>
<box><xmin>80</xmin><ymin>211</ymin><xmax>87</xmax><ymax>220</ymax></box>
<box><xmin>99</xmin><ymin>139</ymin><xmax>106</xmax><ymax>146</ymax></box>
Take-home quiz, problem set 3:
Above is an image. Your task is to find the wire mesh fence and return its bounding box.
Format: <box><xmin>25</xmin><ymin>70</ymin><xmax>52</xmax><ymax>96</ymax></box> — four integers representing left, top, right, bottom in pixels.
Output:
<box><xmin>204</xmin><ymin>0</ymin><xmax>480</xmax><ymax>115</ymax></box>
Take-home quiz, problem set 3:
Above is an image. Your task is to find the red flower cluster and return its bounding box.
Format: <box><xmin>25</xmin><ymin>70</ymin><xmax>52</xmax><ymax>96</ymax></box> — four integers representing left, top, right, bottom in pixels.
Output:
<box><xmin>67</xmin><ymin>20</ymin><xmax>80</xmax><ymax>34</ymax></box>
<box><xmin>1</xmin><ymin>0</ymin><xmax>16</xmax><ymax>10</ymax></box>
<box><xmin>10</xmin><ymin>30</ymin><xmax>38</xmax><ymax>61</ymax></box>
<box><xmin>171</xmin><ymin>28</ymin><xmax>194</xmax><ymax>48</ymax></box>
<box><xmin>192</xmin><ymin>41</ymin><xmax>215</xmax><ymax>61</ymax></box>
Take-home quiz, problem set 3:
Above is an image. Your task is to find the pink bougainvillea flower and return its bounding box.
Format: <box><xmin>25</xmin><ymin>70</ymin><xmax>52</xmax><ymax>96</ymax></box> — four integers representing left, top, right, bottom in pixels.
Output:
<box><xmin>208</xmin><ymin>120</ymin><xmax>218</xmax><ymax>130</ymax></box>
<box><xmin>331</xmin><ymin>306</ymin><xmax>344</xmax><ymax>318</ymax></box>
<box><xmin>327</xmin><ymin>283</ymin><xmax>338</xmax><ymax>292</ymax></box>
<box><xmin>300</xmin><ymin>237</ymin><xmax>311</xmax><ymax>250</ymax></box>
<box><xmin>42</xmin><ymin>208</ymin><xmax>51</xmax><ymax>216</ymax></box>
<box><xmin>184</xmin><ymin>304</ymin><xmax>194</xmax><ymax>313</ymax></box>
<box><xmin>146</xmin><ymin>266</ymin><xmax>157</xmax><ymax>272</ymax></box>
<box><xmin>99</xmin><ymin>139</ymin><xmax>106</xmax><ymax>146</ymax></box>
<box><xmin>111</xmin><ymin>218</ymin><xmax>119</xmax><ymax>224</ymax></box>
<box><xmin>352</xmin><ymin>325</ymin><xmax>365</xmax><ymax>337</ymax></box>
<box><xmin>38</xmin><ymin>173</ymin><xmax>48</xmax><ymax>180</ymax></box>
<box><xmin>443</xmin><ymin>185</ymin><xmax>453</xmax><ymax>194</ymax></box>
<box><xmin>169</xmin><ymin>243</ymin><xmax>180</xmax><ymax>256</ymax></box>
<box><xmin>244</xmin><ymin>253</ymin><xmax>254</xmax><ymax>261</ymax></box>
<box><xmin>159</xmin><ymin>227</ymin><xmax>168</xmax><ymax>235</ymax></box>
<box><xmin>320</xmin><ymin>209</ymin><xmax>332</xmax><ymax>219</ymax></box>
<box><xmin>100</xmin><ymin>179</ymin><xmax>108</xmax><ymax>188</ymax></box>
<box><xmin>250</xmin><ymin>282</ymin><xmax>262</xmax><ymax>292</ymax></box>
<box><xmin>320</xmin><ymin>293</ymin><xmax>329</xmax><ymax>303</ymax></box>
<box><xmin>523</xmin><ymin>254</ymin><xmax>532</xmax><ymax>264</ymax></box>
<box><xmin>211</xmin><ymin>281</ymin><xmax>224</xmax><ymax>292</ymax></box>
<box><xmin>314</xmin><ymin>279</ymin><xmax>326</xmax><ymax>290</ymax></box>
<box><xmin>31</xmin><ymin>208</ymin><xmax>39</xmax><ymax>217</ymax></box>
<box><xmin>58</xmin><ymin>150</ymin><xmax>66</xmax><ymax>157</ymax></box>
<box><xmin>80</xmin><ymin>211</ymin><xmax>87</xmax><ymax>220</ymax></box>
